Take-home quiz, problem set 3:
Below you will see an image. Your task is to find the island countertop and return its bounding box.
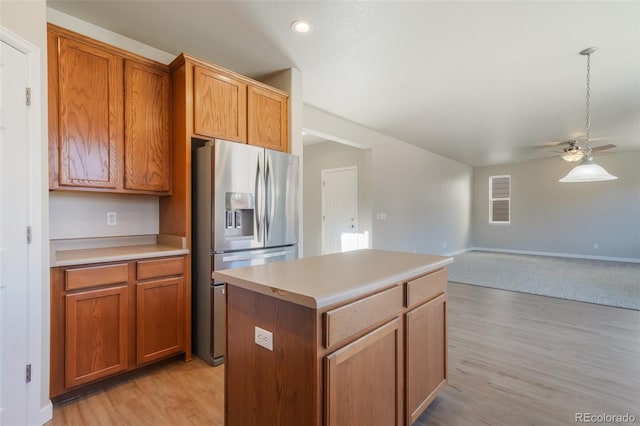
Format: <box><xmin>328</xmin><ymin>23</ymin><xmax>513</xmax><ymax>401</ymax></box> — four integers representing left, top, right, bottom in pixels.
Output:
<box><xmin>212</xmin><ymin>249</ymin><xmax>453</xmax><ymax>309</ymax></box>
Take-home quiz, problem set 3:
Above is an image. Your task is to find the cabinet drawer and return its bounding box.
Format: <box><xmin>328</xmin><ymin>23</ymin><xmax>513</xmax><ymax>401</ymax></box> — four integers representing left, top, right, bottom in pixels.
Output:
<box><xmin>324</xmin><ymin>286</ymin><xmax>403</xmax><ymax>349</ymax></box>
<box><xmin>405</xmin><ymin>268</ymin><xmax>447</xmax><ymax>309</ymax></box>
<box><xmin>65</xmin><ymin>263</ymin><xmax>128</xmax><ymax>291</ymax></box>
<box><xmin>137</xmin><ymin>257</ymin><xmax>184</xmax><ymax>280</ymax></box>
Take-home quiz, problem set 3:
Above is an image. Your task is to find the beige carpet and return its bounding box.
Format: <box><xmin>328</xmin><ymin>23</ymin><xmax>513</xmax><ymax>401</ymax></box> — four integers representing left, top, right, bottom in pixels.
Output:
<box><xmin>448</xmin><ymin>251</ymin><xmax>640</xmax><ymax>310</ymax></box>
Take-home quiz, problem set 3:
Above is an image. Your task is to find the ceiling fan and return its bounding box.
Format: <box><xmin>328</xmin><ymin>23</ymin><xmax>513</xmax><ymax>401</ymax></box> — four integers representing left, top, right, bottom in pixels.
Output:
<box><xmin>550</xmin><ymin>140</ymin><xmax>617</xmax><ymax>163</ymax></box>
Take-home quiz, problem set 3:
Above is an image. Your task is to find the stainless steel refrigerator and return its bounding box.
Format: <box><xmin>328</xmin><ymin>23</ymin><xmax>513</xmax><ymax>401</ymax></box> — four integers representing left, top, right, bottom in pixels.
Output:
<box><xmin>193</xmin><ymin>139</ymin><xmax>299</xmax><ymax>366</ymax></box>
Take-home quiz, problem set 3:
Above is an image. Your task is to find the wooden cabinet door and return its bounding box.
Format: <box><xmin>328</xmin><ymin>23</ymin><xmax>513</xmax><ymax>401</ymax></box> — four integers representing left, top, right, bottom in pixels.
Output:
<box><xmin>325</xmin><ymin>317</ymin><xmax>403</xmax><ymax>426</ymax></box>
<box><xmin>65</xmin><ymin>285</ymin><xmax>128</xmax><ymax>388</ymax></box>
<box><xmin>124</xmin><ymin>60</ymin><xmax>171</xmax><ymax>192</ymax></box>
<box><xmin>57</xmin><ymin>37</ymin><xmax>123</xmax><ymax>188</ymax></box>
<box><xmin>136</xmin><ymin>276</ymin><xmax>185</xmax><ymax>364</ymax></box>
<box><xmin>405</xmin><ymin>292</ymin><xmax>448</xmax><ymax>424</ymax></box>
<box><xmin>247</xmin><ymin>86</ymin><xmax>288</xmax><ymax>152</ymax></box>
<box><xmin>193</xmin><ymin>66</ymin><xmax>247</xmax><ymax>142</ymax></box>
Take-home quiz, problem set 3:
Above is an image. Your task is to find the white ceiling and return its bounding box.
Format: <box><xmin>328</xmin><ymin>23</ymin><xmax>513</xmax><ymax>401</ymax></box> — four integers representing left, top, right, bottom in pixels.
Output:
<box><xmin>47</xmin><ymin>1</ymin><xmax>640</xmax><ymax>166</ymax></box>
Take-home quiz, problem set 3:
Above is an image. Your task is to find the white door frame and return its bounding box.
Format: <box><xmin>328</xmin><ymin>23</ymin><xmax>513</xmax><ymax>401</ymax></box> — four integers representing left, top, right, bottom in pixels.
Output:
<box><xmin>321</xmin><ymin>166</ymin><xmax>358</xmax><ymax>254</ymax></box>
<box><xmin>0</xmin><ymin>25</ymin><xmax>50</xmax><ymax>425</ymax></box>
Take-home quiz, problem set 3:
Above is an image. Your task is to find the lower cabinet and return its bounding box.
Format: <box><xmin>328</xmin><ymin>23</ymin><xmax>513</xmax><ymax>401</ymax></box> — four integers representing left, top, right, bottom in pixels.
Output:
<box><xmin>325</xmin><ymin>317</ymin><xmax>403</xmax><ymax>426</ymax></box>
<box><xmin>136</xmin><ymin>276</ymin><xmax>185</xmax><ymax>364</ymax></box>
<box><xmin>405</xmin><ymin>292</ymin><xmax>448</xmax><ymax>424</ymax></box>
<box><xmin>50</xmin><ymin>256</ymin><xmax>187</xmax><ymax>397</ymax></box>
<box><xmin>65</xmin><ymin>285</ymin><xmax>129</xmax><ymax>388</ymax></box>
<box><xmin>224</xmin><ymin>267</ymin><xmax>448</xmax><ymax>426</ymax></box>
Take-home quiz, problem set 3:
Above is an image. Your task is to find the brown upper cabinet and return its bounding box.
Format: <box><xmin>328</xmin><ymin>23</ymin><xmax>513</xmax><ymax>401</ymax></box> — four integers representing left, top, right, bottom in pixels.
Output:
<box><xmin>187</xmin><ymin>57</ymin><xmax>289</xmax><ymax>152</ymax></box>
<box><xmin>48</xmin><ymin>24</ymin><xmax>171</xmax><ymax>194</ymax></box>
<box><xmin>193</xmin><ymin>66</ymin><xmax>247</xmax><ymax>143</ymax></box>
<box><xmin>247</xmin><ymin>85</ymin><xmax>288</xmax><ymax>151</ymax></box>
<box><xmin>124</xmin><ymin>60</ymin><xmax>171</xmax><ymax>192</ymax></box>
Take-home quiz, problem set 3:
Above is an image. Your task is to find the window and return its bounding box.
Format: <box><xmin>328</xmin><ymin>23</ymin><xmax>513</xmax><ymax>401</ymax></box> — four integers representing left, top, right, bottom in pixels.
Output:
<box><xmin>489</xmin><ymin>175</ymin><xmax>510</xmax><ymax>224</ymax></box>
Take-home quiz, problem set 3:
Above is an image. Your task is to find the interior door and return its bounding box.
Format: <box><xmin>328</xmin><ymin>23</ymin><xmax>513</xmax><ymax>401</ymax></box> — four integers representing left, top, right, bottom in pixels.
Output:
<box><xmin>321</xmin><ymin>166</ymin><xmax>359</xmax><ymax>254</ymax></box>
<box><xmin>0</xmin><ymin>39</ymin><xmax>30</xmax><ymax>425</ymax></box>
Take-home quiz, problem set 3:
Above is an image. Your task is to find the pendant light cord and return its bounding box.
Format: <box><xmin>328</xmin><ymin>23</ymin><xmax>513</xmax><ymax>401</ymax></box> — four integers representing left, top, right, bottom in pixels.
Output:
<box><xmin>584</xmin><ymin>53</ymin><xmax>592</xmax><ymax>155</ymax></box>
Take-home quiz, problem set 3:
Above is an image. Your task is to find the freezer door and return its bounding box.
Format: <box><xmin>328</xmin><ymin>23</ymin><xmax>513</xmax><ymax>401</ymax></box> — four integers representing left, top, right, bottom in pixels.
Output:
<box><xmin>264</xmin><ymin>149</ymin><xmax>299</xmax><ymax>247</ymax></box>
<box><xmin>212</xmin><ymin>245</ymin><xmax>298</xmax><ymax>284</ymax></box>
<box><xmin>211</xmin><ymin>140</ymin><xmax>265</xmax><ymax>251</ymax></box>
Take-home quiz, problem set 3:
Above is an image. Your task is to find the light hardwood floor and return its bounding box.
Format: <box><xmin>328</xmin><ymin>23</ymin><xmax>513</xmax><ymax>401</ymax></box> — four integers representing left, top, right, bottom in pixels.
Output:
<box><xmin>48</xmin><ymin>283</ymin><xmax>640</xmax><ymax>426</ymax></box>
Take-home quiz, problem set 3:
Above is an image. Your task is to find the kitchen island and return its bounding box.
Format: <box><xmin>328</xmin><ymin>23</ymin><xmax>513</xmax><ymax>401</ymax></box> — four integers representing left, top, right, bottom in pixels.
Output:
<box><xmin>213</xmin><ymin>249</ymin><xmax>453</xmax><ymax>426</ymax></box>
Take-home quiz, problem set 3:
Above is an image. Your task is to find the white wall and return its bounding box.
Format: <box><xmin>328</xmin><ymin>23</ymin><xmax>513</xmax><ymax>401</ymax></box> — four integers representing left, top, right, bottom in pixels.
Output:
<box><xmin>47</xmin><ymin>8</ymin><xmax>174</xmax><ymax>64</ymax></box>
<box><xmin>49</xmin><ymin>192</ymin><xmax>159</xmax><ymax>239</ymax></box>
<box><xmin>303</xmin><ymin>141</ymin><xmax>372</xmax><ymax>257</ymax></box>
<box><xmin>473</xmin><ymin>152</ymin><xmax>640</xmax><ymax>260</ymax></box>
<box><xmin>304</xmin><ymin>106</ymin><xmax>472</xmax><ymax>255</ymax></box>
<box><xmin>0</xmin><ymin>0</ymin><xmax>51</xmax><ymax>421</ymax></box>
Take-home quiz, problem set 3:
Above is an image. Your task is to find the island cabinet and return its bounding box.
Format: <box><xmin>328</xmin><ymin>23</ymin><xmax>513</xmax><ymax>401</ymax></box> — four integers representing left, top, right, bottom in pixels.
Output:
<box><xmin>215</xmin><ymin>249</ymin><xmax>452</xmax><ymax>426</ymax></box>
<box><xmin>47</xmin><ymin>24</ymin><xmax>171</xmax><ymax>194</ymax></box>
<box><xmin>404</xmin><ymin>268</ymin><xmax>448</xmax><ymax>424</ymax></box>
<box><xmin>50</xmin><ymin>256</ymin><xmax>187</xmax><ymax>398</ymax></box>
<box><xmin>323</xmin><ymin>285</ymin><xmax>405</xmax><ymax>426</ymax></box>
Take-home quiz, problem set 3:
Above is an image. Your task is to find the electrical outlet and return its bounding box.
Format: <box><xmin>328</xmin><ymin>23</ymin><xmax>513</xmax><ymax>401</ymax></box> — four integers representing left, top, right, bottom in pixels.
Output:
<box><xmin>443</xmin><ymin>242</ymin><xmax>448</xmax><ymax>249</ymax></box>
<box><xmin>255</xmin><ymin>326</ymin><xmax>273</xmax><ymax>351</ymax></box>
<box><xmin>593</xmin><ymin>243</ymin><xmax>599</xmax><ymax>250</ymax></box>
<box><xmin>106</xmin><ymin>212</ymin><xmax>117</xmax><ymax>226</ymax></box>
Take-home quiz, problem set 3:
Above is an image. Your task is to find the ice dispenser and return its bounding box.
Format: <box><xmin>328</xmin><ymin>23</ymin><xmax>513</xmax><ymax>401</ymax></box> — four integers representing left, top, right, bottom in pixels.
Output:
<box><xmin>225</xmin><ymin>192</ymin><xmax>254</xmax><ymax>238</ymax></box>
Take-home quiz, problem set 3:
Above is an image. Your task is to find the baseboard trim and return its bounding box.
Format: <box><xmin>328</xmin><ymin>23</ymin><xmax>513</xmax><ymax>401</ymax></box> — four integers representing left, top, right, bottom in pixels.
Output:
<box><xmin>443</xmin><ymin>248</ymin><xmax>473</xmax><ymax>257</ymax></box>
<box><xmin>39</xmin><ymin>401</ymin><xmax>53</xmax><ymax>425</ymax></box>
<box><xmin>470</xmin><ymin>247</ymin><xmax>640</xmax><ymax>264</ymax></box>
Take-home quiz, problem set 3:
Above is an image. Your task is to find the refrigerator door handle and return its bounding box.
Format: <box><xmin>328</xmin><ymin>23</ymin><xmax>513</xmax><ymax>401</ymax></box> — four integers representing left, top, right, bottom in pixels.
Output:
<box><xmin>265</xmin><ymin>156</ymin><xmax>276</xmax><ymax>242</ymax></box>
<box><xmin>255</xmin><ymin>154</ymin><xmax>264</xmax><ymax>243</ymax></box>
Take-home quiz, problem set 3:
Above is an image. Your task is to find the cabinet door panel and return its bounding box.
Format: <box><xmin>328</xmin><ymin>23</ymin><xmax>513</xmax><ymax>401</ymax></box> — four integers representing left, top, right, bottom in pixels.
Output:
<box><xmin>136</xmin><ymin>277</ymin><xmax>185</xmax><ymax>364</ymax></box>
<box><xmin>194</xmin><ymin>67</ymin><xmax>246</xmax><ymax>142</ymax></box>
<box><xmin>325</xmin><ymin>317</ymin><xmax>402</xmax><ymax>426</ymax></box>
<box><xmin>58</xmin><ymin>37</ymin><xmax>122</xmax><ymax>188</ymax></box>
<box><xmin>247</xmin><ymin>86</ymin><xmax>288</xmax><ymax>152</ymax></box>
<box><xmin>406</xmin><ymin>292</ymin><xmax>448</xmax><ymax>424</ymax></box>
<box><xmin>65</xmin><ymin>286</ymin><xmax>128</xmax><ymax>388</ymax></box>
<box><xmin>124</xmin><ymin>60</ymin><xmax>170</xmax><ymax>192</ymax></box>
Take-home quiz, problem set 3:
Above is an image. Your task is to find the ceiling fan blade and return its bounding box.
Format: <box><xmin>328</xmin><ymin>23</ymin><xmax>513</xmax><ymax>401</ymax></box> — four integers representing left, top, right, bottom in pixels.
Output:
<box><xmin>591</xmin><ymin>144</ymin><xmax>617</xmax><ymax>152</ymax></box>
<box><xmin>530</xmin><ymin>140</ymin><xmax>573</xmax><ymax>149</ymax></box>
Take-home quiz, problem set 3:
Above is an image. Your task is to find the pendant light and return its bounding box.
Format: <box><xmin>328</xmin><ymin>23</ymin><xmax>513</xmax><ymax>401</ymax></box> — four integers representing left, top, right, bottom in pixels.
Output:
<box><xmin>559</xmin><ymin>48</ymin><xmax>617</xmax><ymax>182</ymax></box>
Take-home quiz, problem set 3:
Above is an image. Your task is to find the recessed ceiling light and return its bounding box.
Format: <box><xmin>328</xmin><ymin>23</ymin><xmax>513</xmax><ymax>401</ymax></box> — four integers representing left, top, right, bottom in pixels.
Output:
<box><xmin>291</xmin><ymin>19</ymin><xmax>312</xmax><ymax>34</ymax></box>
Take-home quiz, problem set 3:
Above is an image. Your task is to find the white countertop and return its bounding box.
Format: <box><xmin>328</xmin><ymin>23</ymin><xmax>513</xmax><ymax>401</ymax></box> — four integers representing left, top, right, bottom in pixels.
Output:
<box><xmin>212</xmin><ymin>249</ymin><xmax>453</xmax><ymax>309</ymax></box>
<box><xmin>50</xmin><ymin>234</ymin><xmax>189</xmax><ymax>267</ymax></box>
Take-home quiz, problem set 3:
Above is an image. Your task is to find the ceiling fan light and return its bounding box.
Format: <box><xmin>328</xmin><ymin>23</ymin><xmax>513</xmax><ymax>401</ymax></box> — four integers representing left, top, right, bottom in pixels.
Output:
<box><xmin>559</xmin><ymin>157</ymin><xmax>618</xmax><ymax>182</ymax></box>
<box><xmin>561</xmin><ymin>151</ymin><xmax>585</xmax><ymax>162</ymax></box>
